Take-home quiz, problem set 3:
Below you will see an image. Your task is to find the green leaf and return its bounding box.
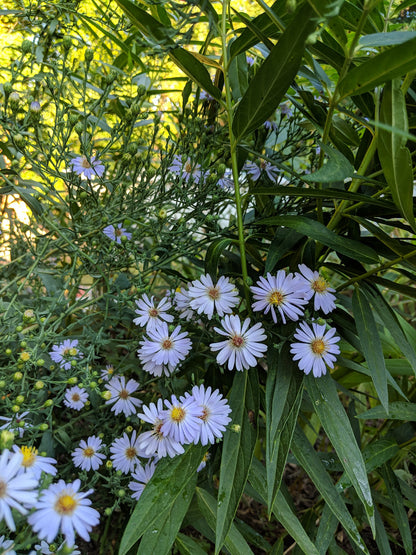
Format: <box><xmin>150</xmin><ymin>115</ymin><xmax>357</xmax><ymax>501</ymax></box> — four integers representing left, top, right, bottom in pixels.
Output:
<box><xmin>337</xmin><ymin>37</ymin><xmax>416</xmax><ymax>100</ymax></box>
<box><xmin>119</xmin><ymin>444</ymin><xmax>206</xmax><ymax>555</ymax></box>
<box><xmin>232</xmin><ymin>3</ymin><xmax>317</xmax><ymax>141</ymax></box>
<box><xmin>215</xmin><ymin>370</ymin><xmax>258</xmax><ymax>554</ymax></box>
<box><xmin>356</xmin><ymin>401</ymin><xmax>416</xmax><ymax>421</ymax></box>
<box><xmin>175</xmin><ymin>532</ymin><xmax>208</xmax><ymax>555</ymax></box>
<box><xmin>265</xmin><ymin>228</ymin><xmax>304</xmax><ymax>273</ymax></box>
<box><xmin>205</xmin><ymin>238</ymin><xmax>234</xmax><ymax>278</ymax></box>
<box><xmin>266</xmin><ymin>346</ymin><xmax>304</xmax><ymax>511</ymax></box>
<box><xmin>378</xmin><ymin>80</ymin><xmax>415</xmax><ymax>231</ymax></box>
<box><xmin>352</xmin><ymin>288</ymin><xmax>389</xmax><ymax>413</ymax></box>
<box><xmin>374</xmin><ymin>505</ymin><xmax>393</xmax><ymax>555</ymax></box>
<box><xmin>359</xmin><ymin>31</ymin><xmax>416</xmax><ymax>48</ymax></box>
<box><xmin>137</xmin><ymin>475</ymin><xmax>196</xmax><ymax>555</ymax></box>
<box><xmin>253</xmin><ymin>185</ymin><xmax>394</xmax><ymax>209</ymax></box>
<box><xmin>306</xmin><ymin>0</ymin><xmax>345</xmax><ymax>20</ymax></box>
<box><xmin>169</xmin><ymin>48</ymin><xmax>222</xmax><ymax>100</ymax></box>
<box><xmin>292</xmin><ymin>425</ymin><xmax>369</xmax><ymax>554</ymax></box>
<box><xmin>361</xmin><ymin>283</ymin><xmax>416</xmax><ymax>376</ymax></box>
<box><xmin>249</xmin><ymin>458</ymin><xmax>320</xmax><ymax>555</ymax></box>
<box><xmin>228</xmin><ymin>52</ymin><xmax>248</xmax><ymax>101</ymax></box>
<box><xmin>380</xmin><ymin>465</ymin><xmax>413</xmax><ymax>555</ymax></box>
<box><xmin>306</xmin><ymin>374</ymin><xmax>375</xmax><ymax>533</ymax></box>
<box><xmin>196</xmin><ymin>488</ymin><xmax>254</xmax><ymax>555</ymax></box>
<box><xmin>115</xmin><ymin>0</ymin><xmax>221</xmax><ymax>99</ymax></box>
<box><xmin>256</xmin><ymin>215</ymin><xmax>379</xmax><ymax>264</ymax></box>
<box><xmin>303</xmin><ymin>143</ymin><xmax>355</xmax><ymax>183</ymax></box>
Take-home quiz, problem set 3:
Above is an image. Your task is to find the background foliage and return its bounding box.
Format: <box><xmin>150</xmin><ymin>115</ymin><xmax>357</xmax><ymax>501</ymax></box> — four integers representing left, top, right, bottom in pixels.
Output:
<box><xmin>1</xmin><ymin>0</ymin><xmax>416</xmax><ymax>553</ymax></box>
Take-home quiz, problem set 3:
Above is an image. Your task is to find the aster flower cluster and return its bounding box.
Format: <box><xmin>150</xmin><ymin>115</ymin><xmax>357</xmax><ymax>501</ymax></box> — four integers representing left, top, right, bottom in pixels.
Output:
<box><xmin>250</xmin><ymin>264</ymin><xmax>340</xmax><ymax>377</ymax></box>
<box><xmin>0</xmin><ymin>447</ymin><xmax>99</xmax><ymax>547</ymax></box>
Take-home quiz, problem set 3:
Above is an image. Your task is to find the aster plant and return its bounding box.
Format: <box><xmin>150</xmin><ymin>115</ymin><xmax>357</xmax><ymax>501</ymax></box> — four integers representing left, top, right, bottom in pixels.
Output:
<box><xmin>1</xmin><ymin>0</ymin><xmax>416</xmax><ymax>553</ymax></box>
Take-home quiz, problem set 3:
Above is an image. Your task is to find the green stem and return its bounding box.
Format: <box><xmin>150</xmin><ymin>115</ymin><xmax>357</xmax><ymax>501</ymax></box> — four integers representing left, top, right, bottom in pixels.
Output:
<box><xmin>337</xmin><ymin>247</ymin><xmax>416</xmax><ymax>290</ymax></box>
<box><xmin>221</xmin><ymin>0</ymin><xmax>250</xmax><ymax>303</ymax></box>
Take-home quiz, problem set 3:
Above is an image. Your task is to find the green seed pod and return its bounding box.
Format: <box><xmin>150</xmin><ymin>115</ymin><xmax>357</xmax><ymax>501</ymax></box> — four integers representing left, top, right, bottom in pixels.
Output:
<box><xmin>21</xmin><ymin>39</ymin><xmax>32</xmax><ymax>54</ymax></box>
<box><xmin>63</xmin><ymin>36</ymin><xmax>72</xmax><ymax>50</ymax></box>
<box><xmin>85</xmin><ymin>49</ymin><xmax>94</xmax><ymax>62</ymax></box>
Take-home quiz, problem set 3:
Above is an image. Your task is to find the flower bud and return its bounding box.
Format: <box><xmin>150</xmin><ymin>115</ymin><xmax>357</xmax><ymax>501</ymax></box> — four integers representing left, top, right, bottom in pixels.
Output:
<box><xmin>13</xmin><ymin>372</ymin><xmax>23</xmax><ymax>381</ymax></box>
<box><xmin>19</xmin><ymin>351</ymin><xmax>30</xmax><ymax>362</ymax></box>
<box><xmin>15</xmin><ymin>395</ymin><xmax>24</xmax><ymax>405</ymax></box>
<box><xmin>30</xmin><ymin>100</ymin><xmax>41</xmax><ymax>114</ymax></box>
<box><xmin>12</xmin><ymin>405</ymin><xmax>20</xmax><ymax>413</ymax></box>
<box><xmin>35</xmin><ymin>380</ymin><xmax>45</xmax><ymax>389</ymax></box>
<box><xmin>39</xmin><ymin>423</ymin><xmax>49</xmax><ymax>431</ymax></box>
<box><xmin>43</xmin><ymin>399</ymin><xmax>53</xmax><ymax>407</ymax></box>
<box><xmin>0</xmin><ymin>430</ymin><xmax>15</xmax><ymax>450</ymax></box>
<box><xmin>104</xmin><ymin>507</ymin><xmax>112</xmax><ymax>516</ymax></box>
<box><xmin>21</xmin><ymin>39</ymin><xmax>32</xmax><ymax>54</ymax></box>
<box><xmin>0</xmin><ymin>380</ymin><xmax>6</xmax><ymax>388</ymax></box>
<box><xmin>67</xmin><ymin>376</ymin><xmax>78</xmax><ymax>385</ymax></box>
<box><xmin>36</xmin><ymin>359</ymin><xmax>45</xmax><ymax>366</ymax></box>
<box><xmin>63</xmin><ymin>36</ymin><xmax>72</xmax><ymax>50</ymax></box>
<box><xmin>85</xmin><ymin>49</ymin><xmax>94</xmax><ymax>62</ymax></box>
<box><xmin>102</xmin><ymin>390</ymin><xmax>112</xmax><ymax>401</ymax></box>
<box><xmin>5</xmin><ymin>349</ymin><xmax>12</xmax><ymax>356</ymax></box>
<box><xmin>3</xmin><ymin>82</ymin><xmax>13</xmax><ymax>95</ymax></box>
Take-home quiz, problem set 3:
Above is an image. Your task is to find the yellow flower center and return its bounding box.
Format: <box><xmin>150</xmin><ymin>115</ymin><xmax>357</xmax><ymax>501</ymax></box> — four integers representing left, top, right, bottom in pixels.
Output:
<box><xmin>312</xmin><ymin>276</ymin><xmax>328</xmax><ymax>293</ymax></box>
<box><xmin>184</xmin><ymin>161</ymin><xmax>192</xmax><ymax>173</ymax></box>
<box><xmin>68</xmin><ymin>347</ymin><xmax>78</xmax><ymax>356</ymax></box>
<box><xmin>162</xmin><ymin>338</ymin><xmax>173</xmax><ymax>350</ymax></box>
<box><xmin>63</xmin><ymin>348</ymin><xmax>70</xmax><ymax>356</ymax></box>
<box><xmin>119</xmin><ymin>388</ymin><xmax>129</xmax><ymax>400</ymax></box>
<box><xmin>0</xmin><ymin>480</ymin><xmax>7</xmax><ymax>498</ymax></box>
<box><xmin>199</xmin><ymin>406</ymin><xmax>209</xmax><ymax>422</ymax></box>
<box><xmin>81</xmin><ymin>156</ymin><xmax>91</xmax><ymax>169</ymax></box>
<box><xmin>125</xmin><ymin>447</ymin><xmax>137</xmax><ymax>460</ymax></box>
<box><xmin>311</xmin><ymin>339</ymin><xmax>326</xmax><ymax>355</ymax></box>
<box><xmin>268</xmin><ymin>290</ymin><xmax>284</xmax><ymax>306</ymax></box>
<box><xmin>171</xmin><ymin>406</ymin><xmax>185</xmax><ymax>422</ymax></box>
<box><xmin>83</xmin><ymin>447</ymin><xmax>95</xmax><ymax>458</ymax></box>
<box><xmin>55</xmin><ymin>493</ymin><xmax>78</xmax><ymax>515</ymax></box>
<box><xmin>208</xmin><ymin>287</ymin><xmax>220</xmax><ymax>300</ymax></box>
<box><xmin>231</xmin><ymin>335</ymin><xmax>244</xmax><ymax>348</ymax></box>
<box><xmin>107</xmin><ymin>366</ymin><xmax>114</xmax><ymax>375</ymax></box>
<box><xmin>21</xmin><ymin>446</ymin><xmax>38</xmax><ymax>467</ymax></box>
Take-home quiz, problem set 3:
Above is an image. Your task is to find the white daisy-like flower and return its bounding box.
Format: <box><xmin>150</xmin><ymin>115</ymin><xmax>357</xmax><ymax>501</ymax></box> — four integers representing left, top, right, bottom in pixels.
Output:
<box><xmin>100</xmin><ymin>364</ymin><xmax>115</xmax><ymax>381</ymax></box>
<box><xmin>105</xmin><ymin>376</ymin><xmax>142</xmax><ymax>417</ymax></box>
<box><xmin>133</xmin><ymin>293</ymin><xmax>174</xmax><ymax>331</ymax></box>
<box><xmin>63</xmin><ymin>386</ymin><xmax>88</xmax><ymax>411</ymax></box>
<box><xmin>251</xmin><ymin>271</ymin><xmax>308</xmax><ymax>324</ymax></box>
<box><xmin>161</xmin><ymin>394</ymin><xmax>202</xmax><ymax>444</ymax></box>
<box><xmin>210</xmin><ymin>315</ymin><xmax>268</xmax><ymax>371</ymax></box>
<box><xmin>0</xmin><ymin>449</ymin><xmax>39</xmax><ymax>531</ymax></box>
<box><xmin>0</xmin><ymin>535</ymin><xmax>15</xmax><ymax>555</ymax></box>
<box><xmin>244</xmin><ymin>160</ymin><xmax>280</xmax><ymax>181</ymax></box>
<box><xmin>49</xmin><ymin>339</ymin><xmax>83</xmax><ymax>371</ymax></box>
<box><xmin>188</xmin><ymin>274</ymin><xmax>239</xmax><ymax>320</ymax></box>
<box><xmin>28</xmin><ymin>479</ymin><xmax>100</xmax><ymax>546</ymax></box>
<box><xmin>110</xmin><ymin>431</ymin><xmax>144</xmax><ymax>474</ymax></box>
<box><xmin>72</xmin><ymin>436</ymin><xmax>106</xmax><ymax>471</ymax></box>
<box><xmin>217</xmin><ymin>168</ymin><xmax>234</xmax><ymax>191</ymax></box>
<box><xmin>102</xmin><ymin>223</ymin><xmax>132</xmax><ymax>244</ymax></box>
<box><xmin>137</xmin><ymin>399</ymin><xmax>185</xmax><ymax>458</ymax></box>
<box><xmin>296</xmin><ymin>264</ymin><xmax>337</xmax><ymax>314</ymax></box>
<box><xmin>185</xmin><ymin>385</ymin><xmax>232</xmax><ymax>445</ymax></box>
<box><xmin>173</xmin><ymin>285</ymin><xmax>195</xmax><ymax>321</ymax></box>
<box><xmin>70</xmin><ymin>155</ymin><xmax>105</xmax><ymax>179</ymax></box>
<box><xmin>12</xmin><ymin>445</ymin><xmax>57</xmax><ymax>479</ymax></box>
<box><xmin>168</xmin><ymin>154</ymin><xmax>202</xmax><ymax>183</ymax></box>
<box><xmin>290</xmin><ymin>321</ymin><xmax>341</xmax><ymax>377</ymax></box>
<box><xmin>0</xmin><ymin>411</ymin><xmax>32</xmax><ymax>438</ymax></box>
<box><xmin>129</xmin><ymin>460</ymin><xmax>156</xmax><ymax>501</ymax></box>
<box><xmin>137</xmin><ymin>322</ymin><xmax>192</xmax><ymax>376</ymax></box>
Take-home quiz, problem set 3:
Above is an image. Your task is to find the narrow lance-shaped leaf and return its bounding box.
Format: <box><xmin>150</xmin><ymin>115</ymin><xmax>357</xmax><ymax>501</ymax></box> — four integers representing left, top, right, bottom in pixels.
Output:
<box><xmin>137</xmin><ymin>475</ymin><xmax>196</xmax><ymax>555</ymax></box>
<box><xmin>119</xmin><ymin>444</ymin><xmax>206</xmax><ymax>555</ymax></box>
<box><xmin>292</xmin><ymin>425</ymin><xmax>369</xmax><ymax>554</ymax></box>
<box><xmin>232</xmin><ymin>2</ymin><xmax>317</xmax><ymax>141</ymax></box>
<box><xmin>249</xmin><ymin>458</ymin><xmax>320</xmax><ymax>555</ymax></box>
<box><xmin>196</xmin><ymin>488</ymin><xmax>254</xmax><ymax>555</ymax></box>
<box><xmin>266</xmin><ymin>345</ymin><xmax>304</xmax><ymax>511</ymax></box>
<box><xmin>337</xmin><ymin>37</ymin><xmax>416</xmax><ymax>99</ymax></box>
<box><xmin>306</xmin><ymin>374</ymin><xmax>375</xmax><ymax>534</ymax></box>
<box><xmin>352</xmin><ymin>287</ymin><xmax>389</xmax><ymax>413</ymax></box>
<box><xmin>378</xmin><ymin>79</ymin><xmax>415</xmax><ymax>231</ymax></box>
<box><xmin>115</xmin><ymin>0</ymin><xmax>221</xmax><ymax>99</ymax></box>
<box><xmin>361</xmin><ymin>282</ymin><xmax>416</xmax><ymax>376</ymax></box>
<box><xmin>215</xmin><ymin>370</ymin><xmax>258</xmax><ymax>554</ymax></box>
<box><xmin>356</xmin><ymin>401</ymin><xmax>416</xmax><ymax>422</ymax></box>
<box><xmin>257</xmin><ymin>215</ymin><xmax>379</xmax><ymax>264</ymax></box>
<box><xmin>303</xmin><ymin>143</ymin><xmax>355</xmax><ymax>183</ymax></box>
